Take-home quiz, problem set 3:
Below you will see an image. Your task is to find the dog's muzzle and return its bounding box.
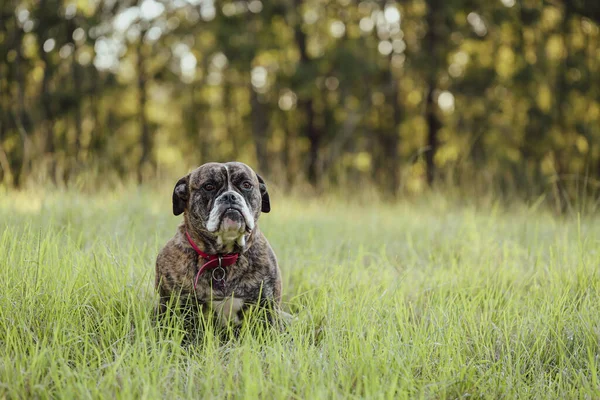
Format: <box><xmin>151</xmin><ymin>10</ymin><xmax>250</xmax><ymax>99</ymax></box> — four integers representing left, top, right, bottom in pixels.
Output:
<box><xmin>206</xmin><ymin>191</ymin><xmax>255</xmax><ymax>233</ymax></box>
<box><xmin>221</xmin><ymin>208</ymin><xmax>244</xmax><ymax>231</ymax></box>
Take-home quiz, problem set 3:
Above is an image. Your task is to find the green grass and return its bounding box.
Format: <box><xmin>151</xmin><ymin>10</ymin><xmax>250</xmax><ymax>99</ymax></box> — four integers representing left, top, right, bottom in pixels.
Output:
<box><xmin>1</xmin><ymin>188</ymin><xmax>599</xmax><ymax>398</ymax></box>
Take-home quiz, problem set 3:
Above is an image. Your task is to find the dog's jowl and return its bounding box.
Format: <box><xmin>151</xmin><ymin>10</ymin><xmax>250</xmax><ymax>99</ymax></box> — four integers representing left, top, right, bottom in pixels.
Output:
<box><xmin>155</xmin><ymin>162</ymin><xmax>282</xmax><ymax>329</ymax></box>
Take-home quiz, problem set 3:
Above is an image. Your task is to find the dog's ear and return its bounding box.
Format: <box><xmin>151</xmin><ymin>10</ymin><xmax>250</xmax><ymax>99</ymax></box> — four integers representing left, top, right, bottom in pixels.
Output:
<box><xmin>172</xmin><ymin>175</ymin><xmax>189</xmax><ymax>216</ymax></box>
<box><xmin>256</xmin><ymin>174</ymin><xmax>270</xmax><ymax>213</ymax></box>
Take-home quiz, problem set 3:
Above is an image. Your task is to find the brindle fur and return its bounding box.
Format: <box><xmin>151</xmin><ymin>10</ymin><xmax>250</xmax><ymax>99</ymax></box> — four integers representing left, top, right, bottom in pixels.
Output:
<box><xmin>155</xmin><ymin>162</ymin><xmax>282</xmax><ymax>331</ymax></box>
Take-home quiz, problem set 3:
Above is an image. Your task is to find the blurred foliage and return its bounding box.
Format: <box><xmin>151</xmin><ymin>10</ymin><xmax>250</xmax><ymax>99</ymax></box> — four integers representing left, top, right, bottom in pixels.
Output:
<box><xmin>1</xmin><ymin>0</ymin><xmax>599</xmax><ymax>209</ymax></box>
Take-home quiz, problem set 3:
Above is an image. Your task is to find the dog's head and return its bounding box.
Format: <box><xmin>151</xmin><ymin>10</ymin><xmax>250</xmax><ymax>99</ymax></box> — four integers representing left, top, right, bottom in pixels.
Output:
<box><xmin>172</xmin><ymin>162</ymin><xmax>270</xmax><ymax>248</ymax></box>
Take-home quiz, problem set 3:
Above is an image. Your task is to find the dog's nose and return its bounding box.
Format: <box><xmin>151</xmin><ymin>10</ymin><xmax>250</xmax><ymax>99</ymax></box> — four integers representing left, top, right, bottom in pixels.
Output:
<box><xmin>222</xmin><ymin>192</ymin><xmax>238</xmax><ymax>204</ymax></box>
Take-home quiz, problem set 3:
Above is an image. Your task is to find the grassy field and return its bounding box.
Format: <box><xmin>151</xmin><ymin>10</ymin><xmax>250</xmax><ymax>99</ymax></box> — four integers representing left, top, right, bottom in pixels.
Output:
<box><xmin>1</xmin><ymin>188</ymin><xmax>599</xmax><ymax>398</ymax></box>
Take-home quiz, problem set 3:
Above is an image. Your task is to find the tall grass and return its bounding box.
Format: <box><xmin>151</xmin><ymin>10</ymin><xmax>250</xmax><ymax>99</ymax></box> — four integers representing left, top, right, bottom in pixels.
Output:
<box><xmin>1</xmin><ymin>189</ymin><xmax>599</xmax><ymax>398</ymax></box>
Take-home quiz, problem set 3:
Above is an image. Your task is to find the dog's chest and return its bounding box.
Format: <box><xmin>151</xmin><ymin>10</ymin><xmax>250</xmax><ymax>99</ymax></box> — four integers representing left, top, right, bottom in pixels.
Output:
<box><xmin>193</xmin><ymin>263</ymin><xmax>265</xmax><ymax>327</ymax></box>
<box><xmin>192</xmin><ymin>257</ymin><xmax>264</xmax><ymax>300</ymax></box>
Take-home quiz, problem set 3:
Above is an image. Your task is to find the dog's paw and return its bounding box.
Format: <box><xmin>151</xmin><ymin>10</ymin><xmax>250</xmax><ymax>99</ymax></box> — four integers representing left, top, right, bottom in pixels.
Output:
<box><xmin>273</xmin><ymin>310</ymin><xmax>295</xmax><ymax>331</ymax></box>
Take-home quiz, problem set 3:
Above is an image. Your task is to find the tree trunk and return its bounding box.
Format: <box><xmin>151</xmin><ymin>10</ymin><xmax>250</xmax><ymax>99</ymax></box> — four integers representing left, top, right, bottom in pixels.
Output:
<box><xmin>137</xmin><ymin>37</ymin><xmax>151</xmax><ymax>183</ymax></box>
<box><xmin>291</xmin><ymin>0</ymin><xmax>322</xmax><ymax>187</ymax></box>
<box><xmin>283</xmin><ymin>113</ymin><xmax>295</xmax><ymax>189</ymax></box>
<box><xmin>303</xmin><ymin>98</ymin><xmax>320</xmax><ymax>186</ymax></box>
<box><xmin>14</xmin><ymin>27</ymin><xmax>32</xmax><ymax>187</ymax></box>
<box><xmin>0</xmin><ymin>118</ymin><xmax>13</xmax><ymax>185</ymax></box>
<box><xmin>379</xmin><ymin>61</ymin><xmax>401</xmax><ymax>195</ymax></box>
<box><xmin>198</xmin><ymin>57</ymin><xmax>212</xmax><ymax>164</ymax></box>
<box><xmin>89</xmin><ymin>70</ymin><xmax>104</xmax><ymax>166</ymax></box>
<box><xmin>72</xmin><ymin>56</ymin><xmax>83</xmax><ymax>164</ymax></box>
<box><xmin>424</xmin><ymin>0</ymin><xmax>441</xmax><ymax>186</ymax></box>
<box><xmin>425</xmin><ymin>85</ymin><xmax>440</xmax><ymax>186</ymax></box>
<box><xmin>250</xmin><ymin>88</ymin><xmax>269</xmax><ymax>175</ymax></box>
<box><xmin>34</xmin><ymin>0</ymin><xmax>58</xmax><ymax>182</ymax></box>
<box><xmin>552</xmin><ymin>2</ymin><xmax>573</xmax><ymax>214</ymax></box>
<box><xmin>223</xmin><ymin>81</ymin><xmax>239</xmax><ymax>160</ymax></box>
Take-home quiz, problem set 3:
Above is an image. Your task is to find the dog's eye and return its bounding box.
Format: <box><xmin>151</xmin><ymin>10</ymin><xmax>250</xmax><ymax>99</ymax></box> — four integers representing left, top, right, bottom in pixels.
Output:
<box><xmin>203</xmin><ymin>183</ymin><xmax>215</xmax><ymax>191</ymax></box>
<box><xmin>241</xmin><ymin>181</ymin><xmax>253</xmax><ymax>190</ymax></box>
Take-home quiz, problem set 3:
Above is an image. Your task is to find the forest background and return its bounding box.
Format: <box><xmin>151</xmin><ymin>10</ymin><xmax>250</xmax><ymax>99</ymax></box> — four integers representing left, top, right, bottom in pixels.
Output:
<box><xmin>1</xmin><ymin>0</ymin><xmax>600</xmax><ymax>212</ymax></box>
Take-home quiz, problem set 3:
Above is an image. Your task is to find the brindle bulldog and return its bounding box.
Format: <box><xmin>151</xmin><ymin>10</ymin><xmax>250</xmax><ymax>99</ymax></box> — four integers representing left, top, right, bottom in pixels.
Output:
<box><xmin>155</xmin><ymin>162</ymin><xmax>282</xmax><ymax>329</ymax></box>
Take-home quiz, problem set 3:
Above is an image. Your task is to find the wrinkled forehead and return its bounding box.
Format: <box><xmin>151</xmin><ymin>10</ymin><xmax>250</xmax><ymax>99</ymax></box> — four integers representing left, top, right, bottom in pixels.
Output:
<box><xmin>188</xmin><ymin>163</ymin><xmax>225</xmax><ymax>188</ymax></box>
<box><xmin>225</xmin><ymin>162</ymin><xmax>256</xmax><ymax>181</ymax></box>
<box><xmin>188</xmin><ymin>162</ymin><xmax>256</xmax><ymax>188</ymax></box>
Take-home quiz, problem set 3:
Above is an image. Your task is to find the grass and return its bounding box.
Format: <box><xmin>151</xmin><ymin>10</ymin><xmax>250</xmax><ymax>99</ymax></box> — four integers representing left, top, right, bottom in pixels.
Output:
<box><xmin>1</xmin><ymin>188</ymin><xmax>599</xmax><ymax>398</ymax></box>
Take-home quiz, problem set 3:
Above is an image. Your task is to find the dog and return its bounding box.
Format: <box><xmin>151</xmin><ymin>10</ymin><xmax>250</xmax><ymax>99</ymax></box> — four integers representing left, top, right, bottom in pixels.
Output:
<box><xmin>155</xmin><ymin>162</ymin><xmax>283</xmax><ymax>330</ymax></box>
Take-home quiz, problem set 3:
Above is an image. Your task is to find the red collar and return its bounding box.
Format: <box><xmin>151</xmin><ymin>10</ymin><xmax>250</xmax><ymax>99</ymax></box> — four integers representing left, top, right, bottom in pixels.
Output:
<box><xmin>185</xmin><ymin>231</ymin><xmax>239</xmax><ymax>290</ymax></box>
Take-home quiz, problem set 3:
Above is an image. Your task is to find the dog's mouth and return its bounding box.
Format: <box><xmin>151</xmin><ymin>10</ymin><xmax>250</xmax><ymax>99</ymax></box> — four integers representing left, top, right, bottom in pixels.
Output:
<box><xmin>221</xmin><ymin>207</ymin><xmax>242</xmax><ymax>220</ymax></box>
<box><xmin>219</xmin><ymin>208</ymin><xmax>246</xmax><ymax>232</ymax></box>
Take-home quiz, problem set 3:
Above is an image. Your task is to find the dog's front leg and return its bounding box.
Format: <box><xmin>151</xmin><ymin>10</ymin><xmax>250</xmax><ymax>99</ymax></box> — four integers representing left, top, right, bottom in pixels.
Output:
<box><xmin>211</xmin><ymin>297</ymin><xmax>246</xmax><ymax>327</ymax></box>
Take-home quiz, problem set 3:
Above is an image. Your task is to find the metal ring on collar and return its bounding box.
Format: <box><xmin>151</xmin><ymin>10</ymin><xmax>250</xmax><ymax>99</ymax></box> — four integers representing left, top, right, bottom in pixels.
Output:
<box><xmin>212</xmin><ymin>266</ymin><xmax>225</xmax><ymax>282</ymax></box>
